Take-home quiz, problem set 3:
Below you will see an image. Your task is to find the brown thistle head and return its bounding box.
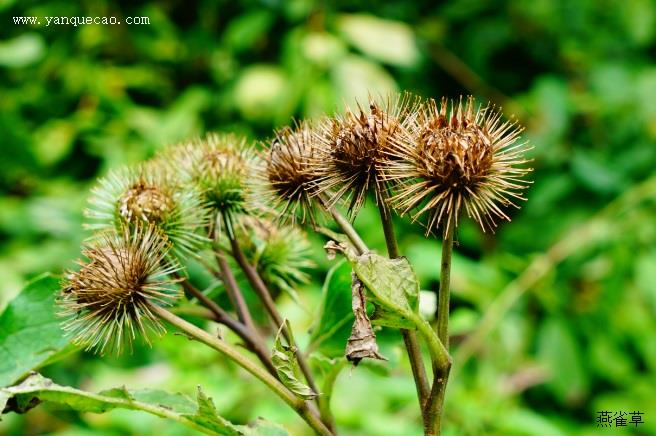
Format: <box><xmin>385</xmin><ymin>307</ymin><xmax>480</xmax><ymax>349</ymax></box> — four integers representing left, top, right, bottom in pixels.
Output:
<box><xmin>59</xmin><ymin>225</ymin><xmax>182</xmax><ymax>354</ymax></box>
<box><xmin>385</xmin><ymin>96</ymin><xmax>532</xmax><ymax>234</ymax></box>
<box><xmin>260</xmin><ymin>122</ymin><xmax>321</xmax><ymax>224</ymax></box>
<box><xmin>313</xmin><ymin>94</ymin><xmax>417</xmax><ymax>218</ymax></box>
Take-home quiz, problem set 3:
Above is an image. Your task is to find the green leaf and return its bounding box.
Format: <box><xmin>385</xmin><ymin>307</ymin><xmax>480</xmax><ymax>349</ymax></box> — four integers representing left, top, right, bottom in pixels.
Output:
<box><xmin>33</xmin><ymin>120</ymin><xmax>76</xmax><ymax>166</ymax></box>
<box><xmin>234</xmin><ymin>65</ymin><xmax>291</xmax><ymax>122</ymax></box>
<box><xmin>0</xmin><ymin>373</ymin><xmax>287</xmax><ymax>436</ymax></box>
<box><xmin>308</xmin><ymin>260</ymin><xmax>354</xmax><ymax>357</ymax></box>
<box><xmin>0</xmin><ymin>274</ymin><xmax>70</xmax><ymax>388</ymax></box>
<box><xmin>571</xmin><ymin>150</ymin><xmax>626</xmax><ymax>194</ymax></box>
<box><xmin>0</xmin><ymin>34</ymin><xmax>45</xmax><ymax>68</ymax></box>
<box><xmin>336</xmin><ymin>14</ymin><xmax>420</xmax><ymax>67</ymax></box>
<box><xmin>537</xmin><ymin>318</ymin><xmax>589</xmax><ymax>405</ymax></box>
<box><xmin>349</xmin><ymin>253</ymin><xmax>420</xmax><ymax>329</ymax></box>
<box><xmin>222</xmin><ymin>11</ymin><xmax>274</xmax><ymax>53</ymax></box>
<box><xmin>271</xmin><ymin>321</ymin><xmax>317</xmax><ymax>400</ymax></box>
<box><xmin>332</xmin><ymin>55</ymin><xmax>398</xmax><ymax>108</ymax></box>
<box><xmin>309</xmin><ymin>353</ymin><xmax>347</xmax><ymax>422</ymax></box>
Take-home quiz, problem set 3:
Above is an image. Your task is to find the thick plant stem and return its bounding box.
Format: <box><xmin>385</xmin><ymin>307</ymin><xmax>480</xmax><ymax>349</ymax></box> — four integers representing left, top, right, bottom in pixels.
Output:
<box><xmin>413</xmin><ymin>315</ymin><xmax>451</xmax><ymax>436</ymax></box>
<box><xmin>227</xmin><ymin>234</ymin><xmax>321</xmax><ymax>399</ymax></box>
<box><xmin>425</xmin><ymin>361</ymin><xmax>451</xmax><ymax>435</ymax></box>
<box><xmin>177</xmin><ymin>277</ymin><xmax>277</xmax><ymax>377</ymax></box>
<box><xmin>318</xmin><ymin>196</ymin><xmax>453</xmax><ymax>434</ymax></box>
<box><xmin>425</xmin><ymin>219</ymin><xmax>456</xmax><ymax>435</ymax></box>
<box><xmin>377</xmin><ymin>203</ymin><xmax>430</xmax><ymax>409</ymax></box>
<box><xmin>436</xmin><ymin>219</ymin><xmax>455</xmax><ymax>348</ymax></box>
<box><xmin>151</xmin><ymin>305</ymin><xmax>332</xmax><ymax>436</ymax></box>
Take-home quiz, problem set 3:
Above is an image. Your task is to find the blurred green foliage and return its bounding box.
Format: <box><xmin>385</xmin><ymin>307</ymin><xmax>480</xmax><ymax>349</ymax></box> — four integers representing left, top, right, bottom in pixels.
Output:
<box><xmin>2</xmin><ymin>0</ymin><xmax>656</xmax><ymax>434</ymax></box>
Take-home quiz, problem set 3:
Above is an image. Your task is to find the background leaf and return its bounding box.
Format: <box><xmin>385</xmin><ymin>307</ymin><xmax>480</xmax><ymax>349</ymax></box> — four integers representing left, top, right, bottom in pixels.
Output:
<box><xmin>336</xmin><ymin>14</ymin><xmax>420</xmax><ymax>67</ymax></box>
<box><xmin>2</xmin><ymin>0</ymin><xmax>656</xmax><ymax>433</ymax></box>
<box><xmin>537</xmin><ymin>318</ymin><xmax>589</xmax><ymax>405</ymax></box>
<box><xmin>308</xmin><ymin>260</ymin><xmax>354</xmax><ymax>357</ymax></box>
<box><xmin>0</xmin><ymin>274</ymin><xmax>70</xmax><ymax>388</ymax></box>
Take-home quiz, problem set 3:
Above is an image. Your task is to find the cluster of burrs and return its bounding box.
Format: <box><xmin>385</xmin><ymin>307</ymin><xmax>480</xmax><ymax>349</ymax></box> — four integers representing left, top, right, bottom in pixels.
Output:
<box><xmin>264</xmin><ymin>93</ymin><xmax>532</xmax><ymax>233</ymax></box>
<box><xmin>60</xmin><ymin>93</ymin><xmax>532</xmax><ymax>355</ymax></box>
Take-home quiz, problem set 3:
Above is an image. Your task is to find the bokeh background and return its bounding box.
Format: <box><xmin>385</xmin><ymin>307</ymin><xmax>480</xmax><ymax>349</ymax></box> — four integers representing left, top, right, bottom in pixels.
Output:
<box><xmin>2</xmin><ymin>0</ymin><xmax>656</xmax><ymax>435</ymax></box>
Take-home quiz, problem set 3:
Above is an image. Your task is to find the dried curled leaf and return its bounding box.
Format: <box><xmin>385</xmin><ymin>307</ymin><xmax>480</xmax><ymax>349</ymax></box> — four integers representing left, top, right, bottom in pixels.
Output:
<box><xmin>271</xmin><ymin>321</ymin><xmax>318</xmax><ymax>400</ymax></box>
<box><xmin>345</xmin><ymin>272</ymin><xmax>386</xmax><ymax>365</ymax></box>
<box><xmin>323</xmin><ymin>240</ymin><xmax>351</xmax><ymax>260</ymax></box>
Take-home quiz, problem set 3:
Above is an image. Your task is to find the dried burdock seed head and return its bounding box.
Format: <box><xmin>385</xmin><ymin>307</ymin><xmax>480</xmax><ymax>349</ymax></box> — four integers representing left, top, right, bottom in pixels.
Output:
<box><xmin>259</xmin><ymin>122</ymin><xmax>321</xmax><ymax>224</ymax></box>
<box><xmin>233</xmin><ymin>216</ymin><xmax>314</xmax><ymax>301</ymax></box>
<box><xmin>85</xmin><ymin>162</ymin><xmax>210</xmax><ymax>257</ymax></box>
<box><xmin>59</xmin><ymin>225</ymin><xmax>182</xmax><ymax>354</ymax></box>
<box><xmin>386</xmin><ymin>96</ymin><xmax>533</xmax><ymax>235</ymax></box>
<box><xmin>313</xmin><ymin>93</ymin><xmax>417</xmax><ymax>218</ymax></box>
<box><xmin>175</xmin><ymin>133</ymin><xmax>256</xmax><ymax>234</ymax></box>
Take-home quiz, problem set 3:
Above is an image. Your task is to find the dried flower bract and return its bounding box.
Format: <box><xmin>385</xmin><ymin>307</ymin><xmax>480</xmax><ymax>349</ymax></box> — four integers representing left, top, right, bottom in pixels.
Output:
<box><xmin>60</xmin><ymin>225</ymin><xmax>182</xmax><ymax>354</ymax></box>
<box><xmin>313</xmin><ymin>94</ymin><xmax>417</xmax><ymax>218</ymax></box>
<box><xmin>260</xmin><ymin>123</ymin><xmax>320</xmax><ymax>224</ymax></box>
<box><xmin>386</xmin><ymin>96</ymin><xmax>532</xmax><ymax>234</ymax></box>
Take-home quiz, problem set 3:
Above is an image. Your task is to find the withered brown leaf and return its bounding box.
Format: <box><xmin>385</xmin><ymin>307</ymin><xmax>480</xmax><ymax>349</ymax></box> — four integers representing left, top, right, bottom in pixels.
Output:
<box><xmin>345</xmin><ymin>272</ymin><xmax>386</xmax><ymax>365</ymax></box>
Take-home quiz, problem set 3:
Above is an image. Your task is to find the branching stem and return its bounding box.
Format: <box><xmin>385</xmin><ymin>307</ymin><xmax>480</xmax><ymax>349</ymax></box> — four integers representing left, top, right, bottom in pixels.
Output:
<box><xmin>176</xmin><ymin>275</ymin><xmax>277</xmax><ymax>376</ymax></box>
<box><xmin>227</xmin><ymin>232</ymin><xmax>320</xmax><ymax>399</ymax></box>
<box><xmin>210</xmin><ymin>221</ymin><xmax>256</xmax><ymax>330</ymax></box>
<box><xmin>151</xmin><ymin>305</ymin><xmax>332</xmax><ymax>436</ymax></box>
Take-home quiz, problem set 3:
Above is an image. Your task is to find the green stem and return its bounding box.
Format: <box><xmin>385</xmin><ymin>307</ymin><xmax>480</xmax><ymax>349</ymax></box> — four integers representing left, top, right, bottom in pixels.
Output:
<box><xmin>424</xmin><ymin>219</ymin><xmax>456</xmax><ymax>435</ymax></box>
<box><xmin>227</xmin><ymin>233</ymin><xmax>321</xmax><ymax>401</ymax></box>
<box><xmin>413</xmin><ymin>315</ymin><xmax>451</xmax><ymax>436</ymax></box>
<box><xmin>169</xmin><ymin>304</ymin><xmax>214</xmax><ymax>319</ymax></box>
<box><xmin>318</xmin><ymin>195</ymin><xmax>368</xmax><ymax>255</ymax></box>
<box><xmin>377</xmin><ymin>202</ymin><xmax>430</xmax><ymax>409</ymax></box>
<box><xmin>215</xmin><ymin>248</ymin><xmax>257</xmax><ymax>330</ymax></box>
<box><xmin>412</xmin><ymin>317</ymin><xmax>451</xmax><ymax>374</ymax></box>
<box><xmin>378</xmin><ymin>202</ymin><xmax>400</xmax><ymax>257</ymax></box>
<box><xmin>176</xmin><ymin>276</ymin><xmax>277</xmax><ymax>377</ymax></box>
<box><xmin>151</xmin><ymin>305</ymin><xmax>332</xmax><ymax>436</ymax></box>
<box><xmin>211</xmin><ymin>219</ymin><xmax>256</xmax><ymax>330</ymax></box>
<box><xmin>436</xmin><ymin>219</ymin><xmax>455</xmax><ymax>348</ymax></box>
